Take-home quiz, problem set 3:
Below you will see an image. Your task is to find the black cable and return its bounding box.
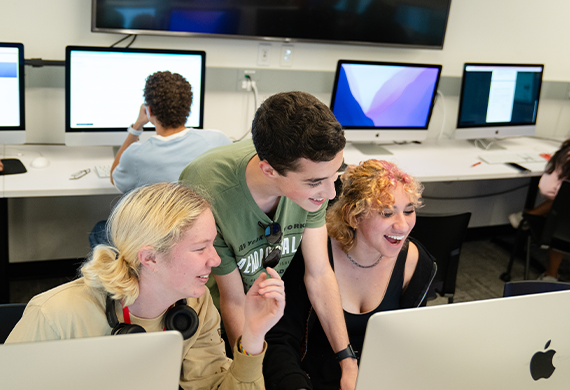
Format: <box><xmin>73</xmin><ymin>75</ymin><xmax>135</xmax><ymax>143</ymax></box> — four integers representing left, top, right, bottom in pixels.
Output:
<box><xmin>110</xmin><ymin>34</ymin><xmax>133</xmax><ymax>48</ymax></box>
<box><xmin>126</xmin><ymin>35</ymin><xmax>137</xmax><ymax>48</ymax></box>
<box><xmin>24</xmin><ymin>59</ymin><xmax>65</xmax><ymax>67</ymax></box>
<box><xmin>422</xmin><ymin>183</ymin><xmax>530</xmax><ymax>200</ymax></box>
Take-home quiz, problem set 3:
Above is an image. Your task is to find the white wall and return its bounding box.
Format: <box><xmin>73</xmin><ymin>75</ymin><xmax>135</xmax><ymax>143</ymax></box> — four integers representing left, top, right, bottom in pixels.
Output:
<box><xmin>3</xmin><ymin>0</ymin><xmax>570</xmax><ymax>142</ymax></box>
<box><xmin>4</xmin><ymin>0</ymin><xmax>570</xmax><ymax>76</ymax></box>
<box><xmin>2</xmin><ymin>0</ymin><xmax>570</xmax><ymax>261</ymax></box>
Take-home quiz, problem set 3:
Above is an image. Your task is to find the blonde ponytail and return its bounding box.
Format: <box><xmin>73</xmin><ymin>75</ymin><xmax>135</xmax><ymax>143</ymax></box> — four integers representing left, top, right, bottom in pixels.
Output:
<box><xmin>81</xmin><ymin>182</ymin><xmax>210</xmax><ymax>305</ymax></box>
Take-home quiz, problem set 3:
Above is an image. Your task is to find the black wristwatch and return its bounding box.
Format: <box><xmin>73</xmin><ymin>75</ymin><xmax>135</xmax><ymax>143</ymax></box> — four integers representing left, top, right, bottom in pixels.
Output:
<box><xmin>335</xmin><ymin>344</ymin><xmax>357</xmax><ymax>362</ymax></box>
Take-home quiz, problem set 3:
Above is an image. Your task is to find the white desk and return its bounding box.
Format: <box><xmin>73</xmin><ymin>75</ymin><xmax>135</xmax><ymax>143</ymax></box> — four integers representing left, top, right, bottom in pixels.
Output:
<box><xmin>1</xmin><ymin>145</ymin><xmax>119</xmax><ymax>197</ymax></box>
<box><xmin>0</xmin><ymin>145</ymin><xmax>119</xmax><ymax>302</ymax></box>
<box><xmin>1</xmin><ymin>137</ymin><xmax>558</xmax><ymax>199</ymax></box>
<box><xmin>0</xmin><ymin>137</ymin><xmax>563</xmax><ymax>302</ymax></box>
<box><xmin>342</xmin><ymin>137</ymin><xmax>560</xmax><ymax>182</ymax></box>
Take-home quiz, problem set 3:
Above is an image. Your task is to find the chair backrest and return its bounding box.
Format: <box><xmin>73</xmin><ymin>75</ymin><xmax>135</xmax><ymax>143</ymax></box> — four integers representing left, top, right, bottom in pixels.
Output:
<box><xmin>542</xmin><ymin>180</ymin><xmax>570</xmax><ymax>255</ymax></box>
<box><xmin>503</xmin><ymin>280</ymin><xmax>570</xmax><ymax>297</ymax></box>
<box><xmin>410</xmin><ymin>212</ymin><xmax>471</xmax><ymax>301</ymax></box>
<box><xmin>0</xmin><ymin>303</ymin><xmax>27</xmax><ymax>343</ymax></box>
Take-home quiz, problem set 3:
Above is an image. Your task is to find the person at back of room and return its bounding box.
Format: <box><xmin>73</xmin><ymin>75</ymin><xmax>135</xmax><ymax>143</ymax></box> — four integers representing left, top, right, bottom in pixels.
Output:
<box><xmin>179</xmin><ymin>91</ymin><xmax>359</xmax><ymax>390</ymax></box>
<box><xmin>263</xmin><ymin>159</ymin><xmax>437</xmax><ymax>390</ymax></box>
<box><xmin>7</xmin><ymin>182</ymin><xmax>285</xmax><ymax>390</ymax></box>
<box><xmin>509</xmin><ymin>138</ymin><xmax>570</xmax><ymax>281</ymax></box>
<box><xmin>90</xmin><ymin>70</ymin><xmax>231</xmax><ymax>248</ymax></box>
<box><xmin>111</xmin><ymin>70</ymin><xmax>231</xmax><ymax>193</ymax></box>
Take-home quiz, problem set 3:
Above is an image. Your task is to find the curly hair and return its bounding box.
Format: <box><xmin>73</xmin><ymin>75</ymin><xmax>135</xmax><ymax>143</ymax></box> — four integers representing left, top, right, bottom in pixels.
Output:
<box><xmin>252</xmin><ymin>91</ymin><xmax>345</xmax><ymax>175</ymax></box>
<box><xmin>143</xmin><ymin>71</ymin><xmax>193</xmax><ymax>129</ymax></box>
<box><xmin>326</xmin><ymin>159</ymin><xmax>424</xmax><ymax>253</ymax></box>
<box><xmin>81</xmin><ymin>182</ymin><xmax>210</xmax><ymax>306</ymax></box>
<box><xmin>545</xmin><ymin>138</ymin><xmax>570</xmax><ymax>181</ymax></box>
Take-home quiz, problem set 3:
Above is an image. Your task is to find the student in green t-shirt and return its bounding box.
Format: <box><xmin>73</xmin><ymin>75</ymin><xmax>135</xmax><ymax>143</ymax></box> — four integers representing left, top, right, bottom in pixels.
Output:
<box><xmin>180</xmin><ymin>91</ymin><xmax>358</xmax><ymax>390</ymax></box>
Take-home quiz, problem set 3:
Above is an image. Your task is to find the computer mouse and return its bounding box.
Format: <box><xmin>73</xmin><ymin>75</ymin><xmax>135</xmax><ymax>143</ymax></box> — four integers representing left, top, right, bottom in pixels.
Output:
<box><xmin>30</xmin><ymin>157</ymin><xmax>50</xmax><ymax>169</ymax></box>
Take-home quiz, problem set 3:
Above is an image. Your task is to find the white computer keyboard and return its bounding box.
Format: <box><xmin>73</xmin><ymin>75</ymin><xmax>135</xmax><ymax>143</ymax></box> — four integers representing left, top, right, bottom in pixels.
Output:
<box><xmin>94</xmin><ymin>164</ymin><xmax>111</xmax><ymax>178</ymax></box>
<box><xmin>478</xmin><ymin>152</ymin><xmax>546</xmax><ymax>164</ymax></box>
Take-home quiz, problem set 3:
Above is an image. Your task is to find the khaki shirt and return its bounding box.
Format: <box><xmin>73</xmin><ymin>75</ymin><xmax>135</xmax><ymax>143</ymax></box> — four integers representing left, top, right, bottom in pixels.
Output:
<box><xmin>6</xmin><ymin>278</ymin><xmax>265</xmax><ymax>390</ymax></box>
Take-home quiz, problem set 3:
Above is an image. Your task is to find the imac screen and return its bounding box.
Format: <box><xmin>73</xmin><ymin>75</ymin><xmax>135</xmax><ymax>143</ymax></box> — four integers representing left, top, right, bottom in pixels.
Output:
<box><xmin>66</xmin><ymin>46</ymin><xmax>205</xmax><ymax>144</ymax></box>
<box><xmin>330</xmin><ymin>60</ymin><xmax>441</xmax><ymax>144</ymax></box>
<box><xmin>456</xmin><ymin>63</ymin><xmax>543</xmax><ymax>139</ymax></box>
<box><xmin>0</xmin><ymin>42</ymin><xmax>25</xmax><ymax>131</ymax></box>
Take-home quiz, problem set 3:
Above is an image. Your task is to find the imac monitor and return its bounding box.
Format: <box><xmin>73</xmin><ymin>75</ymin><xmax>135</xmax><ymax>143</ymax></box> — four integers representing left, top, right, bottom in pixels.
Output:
<box><xmin>0</xmin><ymin>42</ymin><xmax>26</xmax><ymax>175</ymax></box>
<box><xmin>65</xmin><ymin>46</ymin><xmax>206</xmax><ymax>146</ymax></box>
<box><xmin>0</xmin><ymin>42</ymin><xmax>25</xmax><ymax>144</ymax></box>
<box><xmin>0</xmin><ymin>331</ymin><xmax>183</xmax><ymax>390</ymax></box>
<box><xmin>455</xmin><ymin>63</ymin><xmax>544</xmax><ymax>141</ymax></box>
<box><xmin>356</xmin><ymin>291</ymin><xmax>570</xmax><ymax>389</ymax></box>
<box><xmin>330</xmin><ymin>60</ymin><xmax>442</xmax><ymax>155</ymax></box>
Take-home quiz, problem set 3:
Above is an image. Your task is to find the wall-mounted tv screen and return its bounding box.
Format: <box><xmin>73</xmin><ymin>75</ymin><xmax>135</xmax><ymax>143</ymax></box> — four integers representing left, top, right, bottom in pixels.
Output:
<box><xmin>92</xmin><ymin>0</ymin><xmax>452</xmax><ymax>49</ymax></box>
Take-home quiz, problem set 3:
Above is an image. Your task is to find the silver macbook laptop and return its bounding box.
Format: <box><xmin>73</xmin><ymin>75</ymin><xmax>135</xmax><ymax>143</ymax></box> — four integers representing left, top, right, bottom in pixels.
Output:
<box><xmin>0</xmin><ymin>331</ymin><xmax>183</xmax><ymax>390</ymax></box>
<box><xmin>357</xmin><ymin>290</ymin><xmax>570</xmax><ymax>390</ymax></box>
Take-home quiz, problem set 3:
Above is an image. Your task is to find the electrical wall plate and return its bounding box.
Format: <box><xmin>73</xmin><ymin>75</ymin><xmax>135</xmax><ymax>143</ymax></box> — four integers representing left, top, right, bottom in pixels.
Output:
<box><xmin>280</xmin><ymin>45</ymin><xmax>294</xmax><ymax>67</ymax></box>
<box><xmin>237</xmin><ymin>69</ymin><xmax>257</xmax><ymax>90</ymax></box>
<box><xmin>257</xmin><ymin>44</ymin><xmax>271</xmax><ymax>66</ymax></box>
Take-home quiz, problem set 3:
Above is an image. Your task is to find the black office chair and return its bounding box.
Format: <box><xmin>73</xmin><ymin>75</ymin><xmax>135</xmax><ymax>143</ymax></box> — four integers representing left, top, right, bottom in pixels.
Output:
<box><xmin>0</xmin><ymin>303</ymin><xmax>26</xmax><ymax>343</ymax></box>
<box><xmin>501</xmin><ymin>180</ymin><xmax>570</xmax><ymax>281</ymax></box>
<box><xmin>410</xmin><ymin>212</ymin><xmax>472</xmax><ymax>303</ymax></box>
<box><xmin>503</xmin><ymin>280</ymin><xmax>570</xmax><ymax>297</ymax></box>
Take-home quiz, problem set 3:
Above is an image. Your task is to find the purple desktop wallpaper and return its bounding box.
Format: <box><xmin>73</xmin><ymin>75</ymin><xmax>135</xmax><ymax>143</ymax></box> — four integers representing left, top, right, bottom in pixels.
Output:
<box><xmin>332</xmin><ymin>64</ymin><xmax>440</xmax><ymax>128</ymax></box>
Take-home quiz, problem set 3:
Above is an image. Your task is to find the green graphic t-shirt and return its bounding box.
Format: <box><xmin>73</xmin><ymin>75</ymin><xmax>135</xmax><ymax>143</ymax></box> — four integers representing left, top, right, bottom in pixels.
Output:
<box><xmin>179</xmin><ymin>140</ymin><xmax>326</xmax><ymax>309</ymax></box>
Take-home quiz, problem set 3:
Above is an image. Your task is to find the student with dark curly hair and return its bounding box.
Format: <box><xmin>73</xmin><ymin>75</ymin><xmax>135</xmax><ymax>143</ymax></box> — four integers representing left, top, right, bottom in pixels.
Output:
<box><xmin>110</xmin><ymin>71</ymin><xmax>230</xmax><ymax>193</ymax></box>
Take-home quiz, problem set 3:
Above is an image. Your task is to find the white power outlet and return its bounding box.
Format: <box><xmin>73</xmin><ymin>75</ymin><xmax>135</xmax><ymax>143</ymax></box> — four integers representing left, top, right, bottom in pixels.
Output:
<box><xmin>257</xmin><ymin>44</ymin><xmax>271</xmax><ymax>66</ymax></box>
<box><xmin>238</xmin><ymin>70</ymin><xmax>256</xmax><ymax>90</ymax></box>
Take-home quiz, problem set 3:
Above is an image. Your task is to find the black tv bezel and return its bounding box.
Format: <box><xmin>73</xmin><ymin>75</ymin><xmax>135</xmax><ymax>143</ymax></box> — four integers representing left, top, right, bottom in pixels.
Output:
<box><xmin>91</xmin><ymin>0</ymin><xmax>452</xmax><ymax>50</ymax></box>
<box><xmin>0</xmin><ymin>42</ymin><xmax>25</xmax><ymax>131</ymax></box>
<box><xmin>330</xmin><ymin>59</ymin><xmax>443</xmax><ymax>130</ymax></box>
<box><xmin>456</xmin><ymin>62</ymin><xmax>545</xmax><ymax>130</ymax></box>
<box><xmin>65</xmin><ymin>45</ymin><xmax>207</xmax><ymax>133</ymax></box>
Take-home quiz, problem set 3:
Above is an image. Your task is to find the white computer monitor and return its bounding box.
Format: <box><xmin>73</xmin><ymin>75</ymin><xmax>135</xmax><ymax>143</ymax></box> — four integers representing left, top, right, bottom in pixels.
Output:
<box><xmin>357</xmin><ymin>290</ymin><xmax>570</xmax><ymax>390</ymax></box>
<box><xmin>330</xmin><ymin>60</ymin><xmax>442</xmax><ymax>155</ymax></box>
<box><xmin>65</xmin><ymin>46</ymin><xmax>206</xmax><ymax>146</ymax></box>
<box><xmin>0</xmin><ymin>42</ymin><xmax>25</xmax><ymax>144</ymax></box>
<box><xmin>0</xmin><ymin>331</ymin><xmax>183</xmax><ymax>390</ymax></box>
<box><xmin>455</xmin><ymin>63</ymin><xmax>544</xmax><ymax>141</ymax></box>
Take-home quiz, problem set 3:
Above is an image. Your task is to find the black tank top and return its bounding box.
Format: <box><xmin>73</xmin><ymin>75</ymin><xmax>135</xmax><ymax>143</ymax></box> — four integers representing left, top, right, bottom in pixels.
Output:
<box><xmin>300</xmin><ymin>240</ymin><xmax>409</xmax><ymax>389</ymax></box>
<box><xmin>331</xmin><ymin>239</ymin><xmax>406</xmax><ymax>356</ymax></box>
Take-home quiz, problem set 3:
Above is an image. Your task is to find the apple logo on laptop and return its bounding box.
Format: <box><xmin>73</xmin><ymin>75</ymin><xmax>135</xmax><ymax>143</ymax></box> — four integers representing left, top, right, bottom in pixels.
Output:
<box><xmin>530</xmin><ymin>340</ymin><xmax>556</xmax><ymax>380</ymax></box>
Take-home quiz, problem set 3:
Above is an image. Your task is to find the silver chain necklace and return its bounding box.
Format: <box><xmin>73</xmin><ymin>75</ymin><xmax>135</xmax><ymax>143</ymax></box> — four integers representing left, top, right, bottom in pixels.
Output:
<box><xmin>346</xmin><ymin>252</ymin><xmax>383</xmax><ymax>268</ymax></box>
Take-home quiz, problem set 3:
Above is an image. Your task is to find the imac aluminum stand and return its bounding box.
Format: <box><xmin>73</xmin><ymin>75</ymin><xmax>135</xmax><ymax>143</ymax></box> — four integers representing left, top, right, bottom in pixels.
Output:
<box><xmin>470</xmin><ymin>139</ymin><xmax>506</xmax><ymax>151</ymax></box>
<box><xmin>352</xmin><ymin>143</ymin><xmax>394</xmax><ymax>155</ymax></box>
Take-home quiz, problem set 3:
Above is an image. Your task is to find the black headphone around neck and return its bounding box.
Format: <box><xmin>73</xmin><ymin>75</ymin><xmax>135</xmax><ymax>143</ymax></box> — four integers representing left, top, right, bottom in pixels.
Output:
<box><xmin>105</xmin><ymin>294</ymin><xmax>199</xmax><ymax>340</ymax></box>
